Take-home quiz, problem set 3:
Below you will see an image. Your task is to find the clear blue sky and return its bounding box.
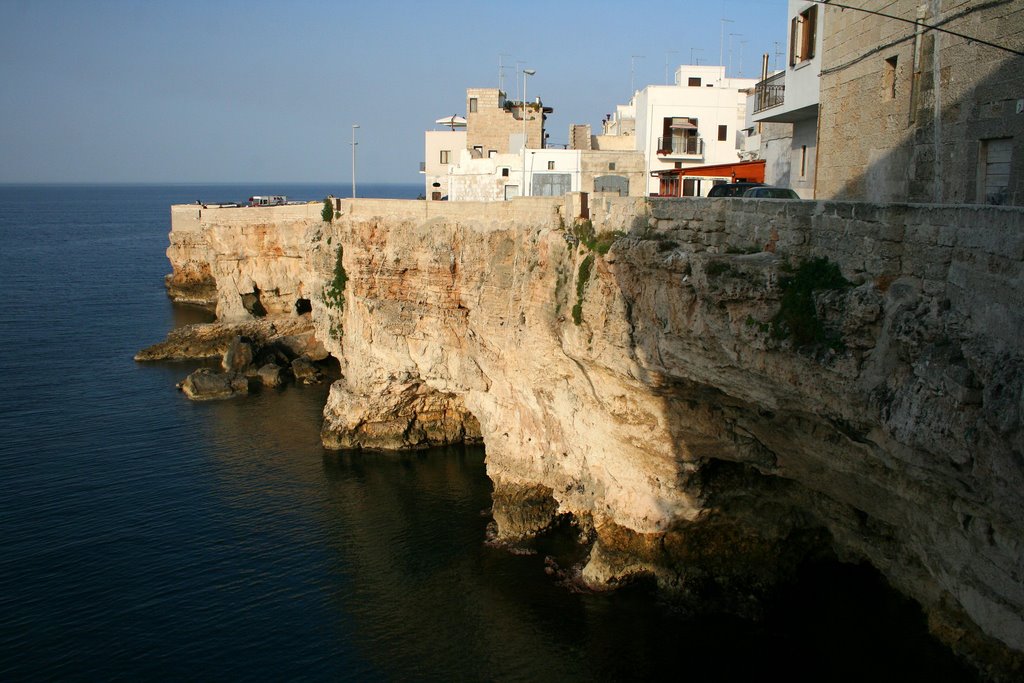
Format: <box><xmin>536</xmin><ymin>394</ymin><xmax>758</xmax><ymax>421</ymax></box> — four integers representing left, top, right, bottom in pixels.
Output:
<box><xmin>0</xmin><ymin>0</ymin><xmax>786</xmax><ymax>184</ymax></box>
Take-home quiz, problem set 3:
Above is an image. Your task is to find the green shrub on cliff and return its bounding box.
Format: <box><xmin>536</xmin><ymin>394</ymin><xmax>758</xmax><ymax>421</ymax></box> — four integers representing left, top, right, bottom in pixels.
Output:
<box><xmin>572</xmin><ymin>253</ymin><xmax>595</xmax><ymax>325</ymax></box>
<box><xmin>322</xmin><ymin>197</ymin><xmax>334</xmax><ymax>223</ymax></box>
<box><xmin>572</xmin><ymin>219</ymin><xmax>623</xmax><ymax>255</ymax></box>
<box><xmin>771</xmin><ymin>257</ymin><xmax>850</xmax><ymax>349</ymax></box>
<box><xmin>324</xmin><ymin>245</ymin><xmax>347</xmax><ymax>309</ymax></box>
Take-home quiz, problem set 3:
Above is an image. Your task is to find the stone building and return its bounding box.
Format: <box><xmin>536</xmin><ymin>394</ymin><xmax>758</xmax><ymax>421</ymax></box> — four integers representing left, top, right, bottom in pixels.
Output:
<box><xmin>423</xmin><ymin>87</ymin><xmax>553</xmax><ymax>201</ymax></box>
<box><xmin>815</xmin><ymin>0</ymin><xmax>1023</xmax><ymax>205</ymax></box>
<box><xmin>465</xmin><ymin>88</ymin><xmax>549</xmax><ymax>157</ymax></box>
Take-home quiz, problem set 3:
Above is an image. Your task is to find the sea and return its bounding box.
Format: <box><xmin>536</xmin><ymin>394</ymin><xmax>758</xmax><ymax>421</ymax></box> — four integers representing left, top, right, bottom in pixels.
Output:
<box><xmin>0</xmin><ymin>183</ymin><xmax>975</xmax><ymax>681</ymax></box>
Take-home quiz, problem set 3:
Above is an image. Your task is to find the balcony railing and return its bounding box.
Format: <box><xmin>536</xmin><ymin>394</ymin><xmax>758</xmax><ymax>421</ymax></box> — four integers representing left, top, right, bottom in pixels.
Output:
<box><xmin>657</xmin><ymin>136</ymin><xmax>704</xmax><ymax>157</ymax></box>
<box><xmin>419</xmin><ymin>161</ymin><xmax>426</xmax><ymax>173</ymax></box>
<box><xmin>754</xmin><ymin>71</ymin><xmax>786</xmax><ymax>113</ymax></box>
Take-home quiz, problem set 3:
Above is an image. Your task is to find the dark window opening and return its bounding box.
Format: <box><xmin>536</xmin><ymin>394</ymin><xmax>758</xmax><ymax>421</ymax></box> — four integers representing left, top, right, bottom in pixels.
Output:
<box><xmin>688</xmin><ymin>77</ymin><xmax>701</xmax><ymax>87</ymax></box>
<box><xmin>718</xmin><ymin>125</ymin><xmax>728</xmax><ymax>142</ymax></box>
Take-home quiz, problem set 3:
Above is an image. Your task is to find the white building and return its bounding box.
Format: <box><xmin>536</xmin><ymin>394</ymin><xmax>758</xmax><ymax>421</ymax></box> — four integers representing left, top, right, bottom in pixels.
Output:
<box><xmin>751</xmin><ymin>0</ymin><xmax>824</xmax><ymax>198</ymax></box>
<box><xmin>423</xmin><ymin>128</ymin><xmax>466</xmax><ymax>200</ymax></box>
<box><xmin>631</xmin><ymin>65</ymin><xmax>758</xmax><ymax>195</ymax></box>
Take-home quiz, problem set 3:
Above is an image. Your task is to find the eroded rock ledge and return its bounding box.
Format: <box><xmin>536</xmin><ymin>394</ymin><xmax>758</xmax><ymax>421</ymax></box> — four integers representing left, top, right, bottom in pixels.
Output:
<box><xmin>154</xmin><ymin>196</ymin><xmax>1024</xmax><ymax>679</ymax></box>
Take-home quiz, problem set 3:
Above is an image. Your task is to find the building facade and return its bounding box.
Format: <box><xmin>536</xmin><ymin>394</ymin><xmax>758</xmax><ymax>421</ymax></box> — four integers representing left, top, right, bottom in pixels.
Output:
<box><xmin>628</xmin><ymin>65</ymin><xmax>757</xmax><ymax>195</ymax></box>
<box><xmin>815</xmin><ymin>0</ymin><xmax>1023</xmax><ymax>205</ymax></box>
<box><xmin>750</xmin><ymin>0</ymin><xmax>824</xmax><ymax>199</ymax></box>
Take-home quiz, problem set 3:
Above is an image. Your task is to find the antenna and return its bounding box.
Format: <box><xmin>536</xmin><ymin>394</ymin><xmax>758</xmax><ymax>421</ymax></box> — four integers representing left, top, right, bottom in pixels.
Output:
<box><xmin>728</xmin><ymin>32</ymin><xmax>742</xmax><ymax>78</ymax></box>
<box><xmin>773</xmin><ymin>41</ymin><xmax>783</xmax><ymax>71</ymax></box>
<box><xmin>690</xmin><ymin>47</ymin><xmax>704</xmax><ymax>66</ymax></box>
<box><xmin>665</xmin><ymin>50</ymin><xmax>678</xmax><ymax>85</ymax></box>
<box><xmin>739</xmin><ymin>40</ymin><xmax>748</xmax><ymax>77</ymax></box>
<box><xmin>630</xmin><ymin>55</ymin><xmax>645</xmax><ymax>95</ymax></box>
<box><xmin>719</xmin><ymin>18</ymin><xmax>734</xmax><ymax>76</ymax></box>
<box><xmin>514</xmin><ymin>60</ymin><xmax>523</xmax><ymax>101</ymax></box>
<box><xmin>498</xmin><ymin>53</ymin><xmax>511</xmax><ymax>93</ymax></box>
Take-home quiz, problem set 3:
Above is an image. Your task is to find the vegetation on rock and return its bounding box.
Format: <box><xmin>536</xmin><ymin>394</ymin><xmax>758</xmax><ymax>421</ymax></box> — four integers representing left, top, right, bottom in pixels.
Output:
<box><xmin>324</xmin><ymin>245</ymin><xmax>347</xmax><ymax>309</ymax></box>
<box><xmin>322</xmin><ymin>197</ymin><xmax>334</xmax><ymax>223</ymax></box>
<box><xmin>771</xmin><ymin>257</ymin><xmax>851</xmax><ymax>349</ymax></box>
<box><xmin>572</xmin><ymin>253</ymin><xmax>595</xmax><ymax>326</ymax></box>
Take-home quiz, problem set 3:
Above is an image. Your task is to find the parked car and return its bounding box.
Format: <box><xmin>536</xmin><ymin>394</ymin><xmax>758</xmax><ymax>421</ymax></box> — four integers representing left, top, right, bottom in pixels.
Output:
<box><xmin>742</xmin><ymin>186</ymin><xmax>801</xmax><ymax>199</ymax></box>
<box><xmin>707</xmin><ymin>182</ymin><xmax>764</xmax><ymax>197</ymax></box>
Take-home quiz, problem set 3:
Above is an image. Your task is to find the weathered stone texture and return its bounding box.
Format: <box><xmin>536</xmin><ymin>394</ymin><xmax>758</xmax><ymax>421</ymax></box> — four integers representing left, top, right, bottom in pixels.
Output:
<box><xmin>163</xmin><ymin>194</ymin><xmax>1024</xmax><ymax>677</ymax></box>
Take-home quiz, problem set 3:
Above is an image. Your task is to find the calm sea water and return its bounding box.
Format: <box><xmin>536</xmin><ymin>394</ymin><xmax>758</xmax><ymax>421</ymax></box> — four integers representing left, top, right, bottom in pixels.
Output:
<box><xmin>0</xmin><ymin>184</ymin><xmax>974</xmax><ymax>681</ymax></box>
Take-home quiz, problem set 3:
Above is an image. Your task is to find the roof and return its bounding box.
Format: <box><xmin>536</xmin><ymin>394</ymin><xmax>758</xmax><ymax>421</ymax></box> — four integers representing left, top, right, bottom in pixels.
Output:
<box><xmin>651</xmin><ymin>159</ymin><xmax>765</xmax><ymax>183</ymax></box>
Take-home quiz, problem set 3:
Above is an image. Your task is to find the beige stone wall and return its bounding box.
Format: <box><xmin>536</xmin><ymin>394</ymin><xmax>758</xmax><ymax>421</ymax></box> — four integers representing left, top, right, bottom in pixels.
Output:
<box><xmin>166</xmin><ymin>194</ymin><xmax>1024</xmax><ymax>671</ymax></box>
<box><xmin>466</xmin><ymin>87</ymin><xmax>543</xmax><ymax>154</ymax></box>
<box><xmin>817</xmin><ymin>0</ymin><xmax>1024</xmax><ymax>205</ymax></box>
<box><xmin>580</xmin><ymin>150</ymin><xmax>646</xmax><ymax>197</ymax></box>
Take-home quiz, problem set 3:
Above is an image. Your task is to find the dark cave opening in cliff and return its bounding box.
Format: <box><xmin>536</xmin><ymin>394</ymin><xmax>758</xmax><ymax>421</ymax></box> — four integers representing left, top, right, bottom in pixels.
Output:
<box><xmin>295</xmin><ymin>298</ymin><xmax>312</xmax><ymax>315</ymax></box>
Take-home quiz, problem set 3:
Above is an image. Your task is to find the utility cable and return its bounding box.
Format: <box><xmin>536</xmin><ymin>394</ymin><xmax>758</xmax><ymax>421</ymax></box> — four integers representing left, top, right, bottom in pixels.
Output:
<box><xmin>807</xmin><ymin>0</ymin><xmax>1024</xmax><ymax>58</ymax></box>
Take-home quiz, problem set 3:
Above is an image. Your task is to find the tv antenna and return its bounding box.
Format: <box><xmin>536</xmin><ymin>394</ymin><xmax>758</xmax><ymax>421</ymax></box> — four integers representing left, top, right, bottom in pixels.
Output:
<box><xmin>630</xmin><ymin>55</ymin><xmax>645</xmax><ymax>95</ymax></box>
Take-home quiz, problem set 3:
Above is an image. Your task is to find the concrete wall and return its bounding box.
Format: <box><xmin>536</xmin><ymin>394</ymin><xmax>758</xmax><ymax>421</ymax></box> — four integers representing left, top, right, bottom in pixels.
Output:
<box><xmin>448</xmin><ymin>151</ymin><xmax>521</xmax><ymax>201</ymax></box>
<box><xmin>817</xmin><ymin>0</ymin><xmax>1024</xmax><ymax>205</ymax></box>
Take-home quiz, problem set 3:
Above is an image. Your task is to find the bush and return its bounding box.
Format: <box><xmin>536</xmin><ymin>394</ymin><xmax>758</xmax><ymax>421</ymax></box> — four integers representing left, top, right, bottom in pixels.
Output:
<box><xmin>324</xmin><ymin>245</ymin><xmax>347</xmax><ymax>309</ymax></box>
<box><xmin>771</xmin><ymin>257</ymin><xmax>850</xmax><ymax>348</ymax></box>
<box><xmin>322</xmin><ymin>197</ymin><xmax>334</xmax><ymax>223</ymax></box>
<box><xmin>573</xmin><ymin>254</ymin><xmax>595</xmax><ymax>325</ymax></box>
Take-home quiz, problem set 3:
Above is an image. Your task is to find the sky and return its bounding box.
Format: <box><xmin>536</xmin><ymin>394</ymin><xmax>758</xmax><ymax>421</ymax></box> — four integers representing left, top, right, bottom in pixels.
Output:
<box><xmin>0</xmin><ymin>0</ymin><xmax>787</xmax><ymax>185</ymax></box>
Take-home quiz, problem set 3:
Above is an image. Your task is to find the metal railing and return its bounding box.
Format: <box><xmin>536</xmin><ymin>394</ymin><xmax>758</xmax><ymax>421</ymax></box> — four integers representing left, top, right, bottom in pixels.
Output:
<box><xmin>656</xmin><ymin>136</ymin><xmax>704</xmax><ymax>157</ymax></box>
<box><xmin>754</xmin><ymin>71</ymin><xmax>786</xmax><ymax>113</ymax></box>
<box><xmin>419</xmin><ymin>161</ymin><xmax>426</xmax><ymax>172</ymax></box>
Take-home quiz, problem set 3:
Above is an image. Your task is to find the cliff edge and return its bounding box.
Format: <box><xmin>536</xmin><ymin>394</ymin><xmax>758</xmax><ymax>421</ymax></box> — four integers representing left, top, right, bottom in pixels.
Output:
<box><xmin>159</xmin><ymin>195</ymin><xmax>1023</xmax><ymax>678</ymax></box>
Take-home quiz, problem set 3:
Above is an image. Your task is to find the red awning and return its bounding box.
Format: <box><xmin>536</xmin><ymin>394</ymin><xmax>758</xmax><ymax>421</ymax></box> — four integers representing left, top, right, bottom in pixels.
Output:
<box><xmin>651</xmin><ymin>159</ymin><xmax>765</xmax><ymax>183</ymax></box>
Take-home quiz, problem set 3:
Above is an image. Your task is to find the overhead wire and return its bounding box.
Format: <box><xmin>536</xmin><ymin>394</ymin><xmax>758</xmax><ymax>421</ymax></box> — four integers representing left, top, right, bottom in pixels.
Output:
<box><xmin>806</xmin><ymin>0</ymin><xmax>1024</xmax><ymax>58</ymax></box>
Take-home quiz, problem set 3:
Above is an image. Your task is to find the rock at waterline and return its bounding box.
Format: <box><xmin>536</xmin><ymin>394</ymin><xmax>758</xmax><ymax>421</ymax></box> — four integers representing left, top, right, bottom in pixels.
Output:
<box><xmin>257</xmin><ymin>363</ymin><xmax>285</xmax><ymax>388</ymax></box>
<box><xmin>221</xmin><ymin>336</ymin><xmax>254</xmax><ymax>373</ymax></box>
<box><xmin>291</xmin><ymin>356</ymin><xmax>322</xmax><ymax>384</ymax></box>
<box><xmin>178</xmin><ymin>368</ymin><xmax>249</xmax><ymax>400</ymax></box>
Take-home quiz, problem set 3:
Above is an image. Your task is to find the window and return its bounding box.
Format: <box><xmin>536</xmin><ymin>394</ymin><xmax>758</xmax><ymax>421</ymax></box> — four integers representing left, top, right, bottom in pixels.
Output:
<box><xmin>469</xmin><ymin>97</ymin><xmax>478</xmax><ymax>113</ymax></box>
<box><xmin>688</xmin><ymin>77</ymin><xmax>701</xmax><ymax>87</ymax></box>
<box><xmin>440</xmin><ymin>150</ymin><xmax>450</xmax><ymax>164</ymax></box>
<box><xmin>548</xmin><ymin>161</ymin><xmax>555</xmax><ymax>170</ymax></box>
<box><xmin>718</xmin><ymin>125</ymin><xmax>728</xmax><ymax>142</ymax></box>
<box><xmin>488</xmin><ymin>150</ymin><xmax>497</xmax><ymax>158</ymax></box>
<box><xmin>790</xmin><ymin>6</ymin><xmax>817</xmax><ymax>65</ymax></box>
<box><xmin>800</xmin><ymin>145</ymin><xmax>808</xmax><ymax>178</ymax></box>
<box><xmin>501</xmin><ymin>167</ymin><xmax>510</xmax><ymax>177</ymax></box>
<box><xmin>980</xmin><ymin>138</ymin><xmax>1012</xmax><ymax>205</ymax></box>
<box><xmin>608</xmin><ymin>162</ymin><xmax>616</xmax><ymax>171</ymax></box>
<box><xmin>884</xmin><ymin>56</ymin><xmax>898</xmax><ymax>99</ymax></box>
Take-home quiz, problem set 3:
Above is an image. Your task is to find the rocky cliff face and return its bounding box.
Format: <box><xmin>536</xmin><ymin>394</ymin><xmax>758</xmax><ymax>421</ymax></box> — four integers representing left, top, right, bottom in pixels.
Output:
<box><xmin>163</xmin><ymin>196</ymin><xmax>1023</xmax><ymax>677</ymax></box>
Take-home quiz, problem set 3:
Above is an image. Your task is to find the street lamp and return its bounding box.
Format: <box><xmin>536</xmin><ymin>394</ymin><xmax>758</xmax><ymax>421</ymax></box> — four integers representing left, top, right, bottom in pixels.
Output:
<box><xmin>351</xmin><ymin>124</ymin><xmax>360</xmax><ymax>199</ymax></box>
<box><xmin>522</xmin><ymin>68</ymin><xmax>535</xmax><ymax>198</ymax></box>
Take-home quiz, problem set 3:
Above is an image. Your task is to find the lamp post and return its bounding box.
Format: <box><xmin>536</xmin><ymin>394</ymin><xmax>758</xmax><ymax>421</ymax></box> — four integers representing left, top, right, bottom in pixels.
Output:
<box><xmin>351</xmin><ymin>124</ymin><xmax>360</xmax><ymax>199</ymax></box>
<box><xmin>521</xmin><ymin>68</ymin><xmax>535</xmax><ymax>198</ymax></box>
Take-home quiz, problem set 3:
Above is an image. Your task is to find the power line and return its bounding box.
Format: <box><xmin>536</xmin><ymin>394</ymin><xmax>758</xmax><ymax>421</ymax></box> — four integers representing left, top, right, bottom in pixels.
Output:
<box><xmin>808</xmin><ymin>0</ymin><xmax>1024</xmax><ymax>58</ymax></box>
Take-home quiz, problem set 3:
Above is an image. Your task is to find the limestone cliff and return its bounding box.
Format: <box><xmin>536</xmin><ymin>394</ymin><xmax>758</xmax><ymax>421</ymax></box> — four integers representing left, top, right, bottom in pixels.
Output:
<box><xmin>161</xmin><ymin>196</ymin><xmax>1023</xmax><ymax>678</ymax></box>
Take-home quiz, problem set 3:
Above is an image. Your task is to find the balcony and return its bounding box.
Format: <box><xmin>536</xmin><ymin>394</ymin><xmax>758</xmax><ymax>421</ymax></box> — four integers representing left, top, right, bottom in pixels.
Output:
<box><xmin>419</xmin><ymin>161</ymin><xmax>426</xmax><ymax>173</ymax></box>
<box><xmin>754</xmin><ymin>71</ymin><xmax>786</xmax><ymax>113</ymax></box>
<box><xmin>657</xmin><ymin>136</ymin><xmax>704</xmax><ymax>159</ymax></box>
